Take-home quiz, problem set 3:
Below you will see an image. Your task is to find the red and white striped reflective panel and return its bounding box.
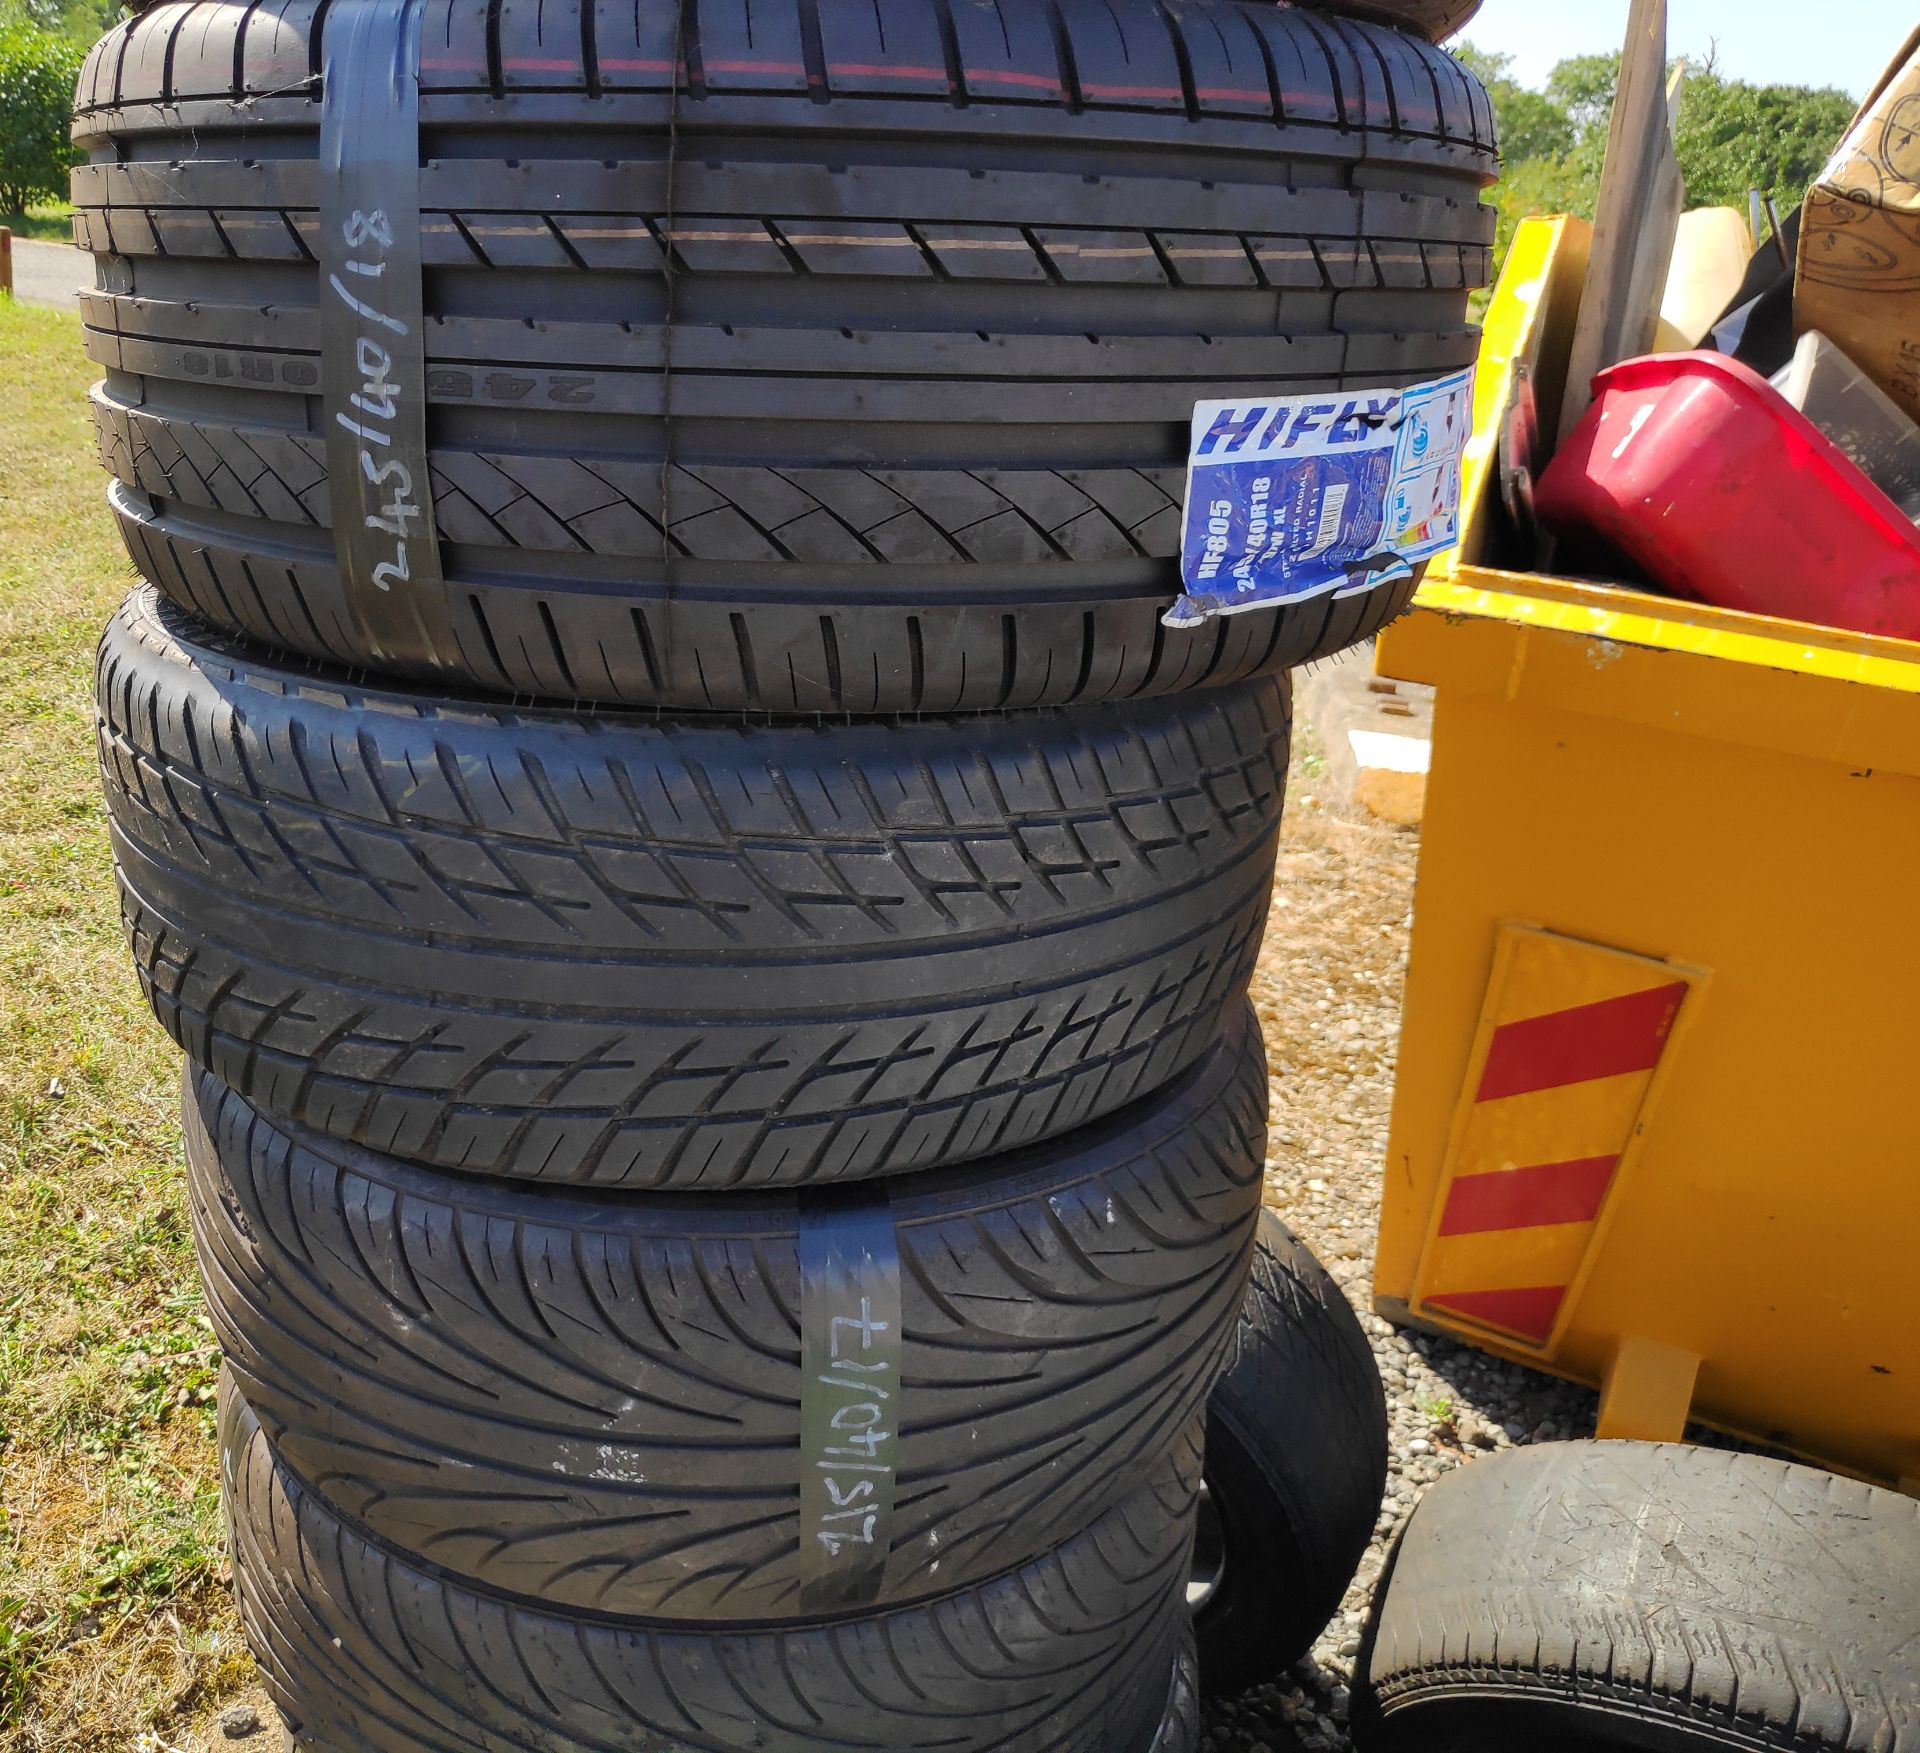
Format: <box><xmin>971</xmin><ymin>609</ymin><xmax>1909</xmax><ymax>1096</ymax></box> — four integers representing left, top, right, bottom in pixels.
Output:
<box><xmin>1414</xmin><ymin>928</ymin><xmax>1697</xmax><ymax>1349</ymax></box>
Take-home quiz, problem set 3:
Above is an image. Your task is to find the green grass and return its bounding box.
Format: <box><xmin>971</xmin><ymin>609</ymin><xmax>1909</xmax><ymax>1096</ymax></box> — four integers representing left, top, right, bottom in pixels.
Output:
<box><xmin>0</xmin><ymin>204</ymin><xmax>74</xmax><ymax>246</ymax></box>
<box><xmin>0</xmin><ymin>302</ymin><xmax>250</xmax><ymax>1751</ymax></box>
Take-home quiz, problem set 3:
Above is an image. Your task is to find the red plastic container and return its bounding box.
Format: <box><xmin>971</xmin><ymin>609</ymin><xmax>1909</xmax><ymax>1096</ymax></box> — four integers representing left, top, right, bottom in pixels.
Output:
<box><xmin>1538</xmin><ymin>353</ymin><xmax>1920</xmax><ymax>641</ymax></box>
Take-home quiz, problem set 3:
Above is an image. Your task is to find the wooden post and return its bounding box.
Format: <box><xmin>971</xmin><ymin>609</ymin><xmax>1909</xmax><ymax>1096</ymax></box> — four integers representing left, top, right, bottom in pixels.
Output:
<box><xmin>0</xmin><ymin>228</ymin><xmax>12</xmax><ymax>299</ymax></box>
<box><xmin>1557</xmin><ymin>0</ymin><xmax>1686</xmax><ymax>443</ymax></box>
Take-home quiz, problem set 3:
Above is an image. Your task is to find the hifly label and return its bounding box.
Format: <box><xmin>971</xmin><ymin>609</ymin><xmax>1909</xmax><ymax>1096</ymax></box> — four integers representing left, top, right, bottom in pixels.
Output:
<box><xmin>1169</xmin><ymin>368</ymin><xmax>1474</xmax><ymax>628</ymax></box>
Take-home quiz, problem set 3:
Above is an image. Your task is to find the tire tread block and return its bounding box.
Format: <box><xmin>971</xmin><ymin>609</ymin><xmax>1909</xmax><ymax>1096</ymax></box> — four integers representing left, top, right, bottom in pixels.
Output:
<box><xmin>70</xmin><ymin>0</ymin><xmax>1494</xmax><ymax>711</ymax></box>
<box><xmin>187</xmin><ymin>1016</ymin><xmax>1262</xmax><ymax>1620</ymax></box>
<box><xmin>224</xmin><ymin>1389</ymin><xmax>1198</xmax><ymax>1753</ymax></box>
<box><xmin>100</xmin><ymin>588</ymin><xmax>1285</xmax><ymax>1187</ymax></box>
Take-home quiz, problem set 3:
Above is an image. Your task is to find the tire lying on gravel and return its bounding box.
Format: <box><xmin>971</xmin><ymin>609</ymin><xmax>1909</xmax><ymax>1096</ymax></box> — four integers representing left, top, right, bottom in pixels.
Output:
<box><xmin>1354</xmin><ymin>1439</ymin><xmax>1920</xmax><ymax>1752</ymax></box>
<box><xmin>224</xmin><ymin>1387</ymin><xmax>1199</xmax><ymax>1753</ymax></box>
<box><xmin>184</xmin><ymin>1009</ymin><xmax>1263</xmax><ymax>1622</ymax></box>
<box><xmin>72</xmin><ymin>0</ymin><xmax>1495</xmax><ymax>714</ymax></box>
<box><xmin>1194</xmin><ymin>1212</ymin><xmax>1388</xmax><ymax>1695</ymax></box>
<box><xmin>100</xmin><ymin>588</ymin><xmax>1286</xmax><ymax>1188</ymax></box>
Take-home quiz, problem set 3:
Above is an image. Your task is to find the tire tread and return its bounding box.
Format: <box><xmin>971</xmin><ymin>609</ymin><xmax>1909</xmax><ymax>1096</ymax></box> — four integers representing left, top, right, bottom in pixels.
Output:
<box><xmin>185</xmin><ymin>1021</ymin><xmax>1263</xmax><ymax>1621</ymax></box>
<box><xmin>73</xmin><ymin>0</ymin><xmax>1492</xmax><ymax>712</ymax></box>
<box><xmin>224</xmin><ymin>1388</ymin><xmax>1199</xmax><ymax>1753</ymax></box>
<box><xmin>1358</xmin><ymin>1442</ymin><xmax>1920</xmax><ymax>1753</ymax></box>
<box><xmin>101</xmin><ymin>588</ymin><xmax>1285</xmax><ymax>1186</ymax></box>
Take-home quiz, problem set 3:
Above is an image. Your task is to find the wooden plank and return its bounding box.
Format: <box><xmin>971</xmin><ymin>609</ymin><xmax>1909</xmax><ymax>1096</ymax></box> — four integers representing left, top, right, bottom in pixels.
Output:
<box><xmin>1558</xmin><ymin>0</ymin><xmax>1684</xmax><ymax>441</ymax></box>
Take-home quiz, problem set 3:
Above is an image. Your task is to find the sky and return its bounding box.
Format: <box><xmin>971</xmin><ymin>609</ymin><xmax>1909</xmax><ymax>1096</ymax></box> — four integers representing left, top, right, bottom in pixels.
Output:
<box><xmin>1453</xmin><ymin>0</ymin><xmax>1913</xmax><ymax>99</ymax></box>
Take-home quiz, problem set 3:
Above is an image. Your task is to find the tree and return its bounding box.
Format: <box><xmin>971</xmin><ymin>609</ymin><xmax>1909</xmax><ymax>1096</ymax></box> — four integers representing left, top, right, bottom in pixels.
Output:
<box><xmin>1455</xmin><ymin>45</ymin><xmax>1577</xmax><ymax>164</ymax></box>
<box><xmin>1546</xmin><ymin>53</ymin><xmax>1626</xmax><ymax>140</ymax></box>
<box><xmin>1454</xmin><ymin>39</ymin><xmax>1863</xmax><ymax>279</ymax></box>
<box><xmin>1533</xmin><ymin>48</ymin><xmax>1854</xmax><ymax>215</ymax></box>
<box><xmin>1672</xmin><ymin>74</ymin><xmax>1858</xmax><ymax>211</ymax></box>
<box><xmin>12</xmin><ymin>0</ymin><xmax>117</xmax><ymax>44</ymax></box>
<box><xmin>0</xmin><ymin>13</ymin><xmax>83</xmax><ymax>217</ymax></box>
<box><xmin>1455</xmin><ymin>41</ymin><xmax>1601</xmax><ymax>265</ymax></box>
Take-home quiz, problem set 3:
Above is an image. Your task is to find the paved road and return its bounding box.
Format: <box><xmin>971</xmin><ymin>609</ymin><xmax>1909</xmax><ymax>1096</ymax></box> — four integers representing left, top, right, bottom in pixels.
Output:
<box><xmin>7</xmin><ymin>237</ymin><xmax>86</xmax><ymax>309</ymax></box>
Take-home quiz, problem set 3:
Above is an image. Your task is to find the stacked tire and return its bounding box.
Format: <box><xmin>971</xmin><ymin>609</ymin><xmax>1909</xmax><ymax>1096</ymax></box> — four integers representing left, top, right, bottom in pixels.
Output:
<box><xmin>78</xmin><ymin>2</ymin><xmax>1494</xmax><ymax>1746</ymax></box>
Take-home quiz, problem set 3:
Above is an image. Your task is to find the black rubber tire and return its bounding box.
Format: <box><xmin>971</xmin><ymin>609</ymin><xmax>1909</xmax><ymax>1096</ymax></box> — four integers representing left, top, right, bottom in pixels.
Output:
<box><xmin>223</xmin><ymin>1386</ymin><xmax>1200</xmax><ymax>1753</ymax></box>
<box><xmin>72</xmin><ymin>0</ymin><xmax>1494</xmax><ymax>715</ymax></box>
<box><xmin>100</xmin><ymin>587</ymin><xmax>1285</xmax><ymax>1189</ymax></box>
<box><xmin>275</xmin><ymin>1638</ymin><xmax>1202</xmax><ymax>1753</ymax></box>
<box><xmin>279</xmin><ymin>1644</ymin><xmax>1198</xmax><ymax>1753</ymax></box>
<box><xmin>1296</xmin><ymin>1</ymin><xmax>1485</xmax><ymax>42</ymax></box>
<box><xmin>1353</xmin><ymin>1440</ymin><xmax>1920</xmax><ymax>1753</ymax></box>
<box><xmin>184</xmin><ymin>1008</ymin><xmax>1263</xmax><ymax>1622</ymax></box>
<box><xmin>1154</xmin><ymin>1633</ymin><xmax>1203</xmax><ymax>1753</ymax></box>
<box><xmin>1193</xmin><ymin>1211</ymin><xmax>1387</xmax><ymax>1695</ymax></box>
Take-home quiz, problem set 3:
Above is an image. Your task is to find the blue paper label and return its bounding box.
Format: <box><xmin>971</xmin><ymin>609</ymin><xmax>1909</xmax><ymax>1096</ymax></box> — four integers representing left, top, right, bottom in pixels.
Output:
<box><xmin>1168</xmin><ymin>368</ymin><xmax>1474</xmax><ymax>629</ymax></box>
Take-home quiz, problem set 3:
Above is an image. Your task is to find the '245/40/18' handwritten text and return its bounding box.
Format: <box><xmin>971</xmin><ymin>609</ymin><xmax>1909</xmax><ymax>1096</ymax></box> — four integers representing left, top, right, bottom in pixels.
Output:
<box><xmin>327</xmin><ymin>207</ymin><xmax>427</xmax><ymax>594</ymax></box>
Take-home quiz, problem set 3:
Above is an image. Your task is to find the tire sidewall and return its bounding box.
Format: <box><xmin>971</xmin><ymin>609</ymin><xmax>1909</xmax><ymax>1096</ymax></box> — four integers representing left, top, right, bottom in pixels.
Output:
<box><xmin>1363</xmin><ymin>1688</ymin><xmax>1803</xmax><ymax>1752</ymax></box>
<box><xmin>1195</xmin><ymin>1406</ymin><xmax>1325</xmax><ymax>1694</ymax></box>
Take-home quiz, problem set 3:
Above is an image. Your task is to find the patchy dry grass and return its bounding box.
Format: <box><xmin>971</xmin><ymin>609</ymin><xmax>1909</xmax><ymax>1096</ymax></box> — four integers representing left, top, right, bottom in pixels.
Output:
<box><xmin>1250</xmin><ymin>720</ymin><xmax>1420</xmax><ymax>1291</ymax></box>
<box><xmin>0</xmin><ymin>302</ymin><xmax>250</xmax><ymax>1752</ymax></box>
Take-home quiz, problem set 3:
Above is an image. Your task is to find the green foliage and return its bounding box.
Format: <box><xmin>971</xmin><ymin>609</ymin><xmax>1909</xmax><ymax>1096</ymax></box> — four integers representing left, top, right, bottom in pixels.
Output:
<box><xmin>1457</xmin><ymin>36</ymin><xmax>1860</xmax><ymax>280</ymax></box>
<box><xmin>1455</xmin><ymin>46</ymin><xmax>1575</xmax><ymax>164</ymax></box>
<box><xmin>0</xmin><ymin>297</ymin><xmax>235</xmax><ymax>1749</ymax></box>
<box><xmin>1546</xmin><ymin>53</ymin><xmax>1626</xmax><ymax>139</ymax></box>
<box><xmin>8</xmin><ymin>0</ymin><xmax>118</xmax><ymax>44</ymax></box>
<box><xmin>60</xmin><ymin>0</ymin><xmax>121</xmax><ymax>39</ymax></box>
<box><xmin>1456</xmin><ymin>43</ymin><xmax>1602</xmax><ymax>265</ymax></box>
<box><xmin>1673</xmin><ymin>73</ymin><xmax>1857</xmax><ymax>211</ymax></box>
<box><xmin>0</xmin><ymin>11</ymin><xmax>83</xmax><ymax>219</ymax></box>
<box><xmin>0</xmin><ymin>201</ymin><xmax>73</xmax><ymax>242</ymax></box>
<box><xmin>1485</xmin><ymin>155</ymin><xmax>1596</xmax><ymax>263</ymax></box>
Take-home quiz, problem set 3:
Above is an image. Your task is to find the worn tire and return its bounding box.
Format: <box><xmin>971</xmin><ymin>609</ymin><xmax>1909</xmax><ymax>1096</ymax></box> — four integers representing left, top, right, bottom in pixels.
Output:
<box><xmin>100</xmin><ymin>588</ymin><xmax>1284</xmax><ymax>1188</ymax></box>
<box><xmin>185</xmin><ymin>1010</ymin><xmax>1263</xmax><ymax>1622</ymax></box>
<box><xmin>224</xmin><ymin>1387</ymin><xmax>1200</xmax><ymax>1753</ymax></box>
<box><xmin>1195</xmin><ymin>1212</ymin><xmax>1387</xmax><ymax>1694</ymax></box>
<box><xmin>1354</xmin><ymin>1441</ymin><xmax>1920</xmax><ymax>1752</ymax></box>
<box><xmin>73</xmin><ymin>0</ymin><xmax>1494</xmax><ymax>714</ymax></box>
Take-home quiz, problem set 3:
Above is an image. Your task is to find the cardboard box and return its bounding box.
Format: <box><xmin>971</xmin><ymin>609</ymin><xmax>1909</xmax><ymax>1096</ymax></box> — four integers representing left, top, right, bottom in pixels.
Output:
<box><xmin>1797</xmin><ymin>28</ymin><xmax>1920</xmax><ymax>421</ymax></box>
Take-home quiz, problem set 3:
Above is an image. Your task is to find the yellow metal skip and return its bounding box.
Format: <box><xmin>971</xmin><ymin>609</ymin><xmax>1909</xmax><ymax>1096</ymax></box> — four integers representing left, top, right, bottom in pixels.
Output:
<box><xmin>1377</xmin><ymin>568</ymin><xmax>1920</xmax><ymax>1489</ymax></box>
<box><xmin>1439</xmin><ymin>212</ymin><xmax>1590</xmax><ymax>578</ymax></box>
<box><xmin>1374</xmin><ymin>214</ymin><xmax>1920</xmax><ymax>1492</ymax></box>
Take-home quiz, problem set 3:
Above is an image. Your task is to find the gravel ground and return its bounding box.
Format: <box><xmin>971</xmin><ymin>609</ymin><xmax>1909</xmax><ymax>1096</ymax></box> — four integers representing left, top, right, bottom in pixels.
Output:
<box><xmin>1200</xmin><ymin>735</ymin><xmax>1602</xmax><ymax>1751</ymax></box>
